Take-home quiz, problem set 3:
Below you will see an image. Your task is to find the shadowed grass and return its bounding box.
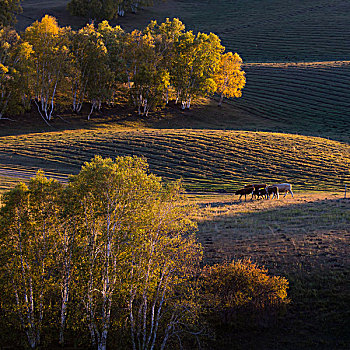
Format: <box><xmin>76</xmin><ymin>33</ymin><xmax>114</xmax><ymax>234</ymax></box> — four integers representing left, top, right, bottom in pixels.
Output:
<box><xmin>192</xmin><ymin>192</ymin><xmax>350</xmax><ymax>349</ymax></box>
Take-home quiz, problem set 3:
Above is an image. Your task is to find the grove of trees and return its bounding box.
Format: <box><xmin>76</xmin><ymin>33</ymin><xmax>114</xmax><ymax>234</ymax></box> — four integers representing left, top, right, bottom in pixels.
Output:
<box><xmin>67</xmin><ymin>0</ymin><xmax>156</xmax><ymax>19</ymax></box>
<box><xmin>0</xmin><ymin>16</ymin><xmax>246</xmax><ymax>121</ymax></box>
<box><xmin>0</xmin><ymin>156</ymin><xmax>289</xmax><ymax>350</ymax></box>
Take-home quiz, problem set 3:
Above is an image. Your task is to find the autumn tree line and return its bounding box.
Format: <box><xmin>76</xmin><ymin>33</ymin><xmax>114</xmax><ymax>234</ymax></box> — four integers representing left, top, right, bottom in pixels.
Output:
<box><xmin>67</xmin><ymin>0</ymin><xmax>158</xmax><ymax>19</ymax></box>
<box><xmin>0</xmin><ymin>156</ymin><xmax>289</xmax><ymax>350</ymax></box>
<box><xmin>0</xmin><ymin>15</ymin><xmax>246</xmax><ymax>122</ymax></box>
<box><xmin>1</xmin><ymin>0</ymin><xmax>157</xmax><ymax>27</ymax></box>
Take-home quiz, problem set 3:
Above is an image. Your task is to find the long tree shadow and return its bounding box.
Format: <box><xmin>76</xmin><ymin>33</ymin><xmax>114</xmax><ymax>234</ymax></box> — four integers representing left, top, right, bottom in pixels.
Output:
<box><xmin>196</xmin><ymin>196</ymin><xmax>350</xmax><ymax>272</ymax></box>
<box><xmin>198</xmin><ymin>196</ymin><xmax>350</xmax><ymax>350</ymax></box>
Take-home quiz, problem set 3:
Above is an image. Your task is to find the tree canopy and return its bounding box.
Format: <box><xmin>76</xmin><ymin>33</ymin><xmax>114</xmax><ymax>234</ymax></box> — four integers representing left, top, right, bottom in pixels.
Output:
<box><xmin>0</xmin><ymin>156</ymin><xmax>288</xmax><ymax>349</ymax></box>
<box><xmin>214</xmin><ymin>52</ymin><xmax>246</xmax><ymax>107</ymax></box>
<box><xmin>0</xmin><ymin>0</ymin><xmax>22</xmax><ymax>27</ymax></box>
<box><xmin>0</xmin><ymin>156</ymin><xmax>203</xmax><ymax>349</ymax></box>
<box><xmin>0</xmin><ymin>16</ymin><xmax>246</xmax><ymax>120</ymax></box>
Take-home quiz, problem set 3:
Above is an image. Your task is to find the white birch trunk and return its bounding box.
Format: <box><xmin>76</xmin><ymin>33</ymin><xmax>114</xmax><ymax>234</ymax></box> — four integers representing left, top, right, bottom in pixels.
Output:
<box><xmin>218</xmin><ymin>93</ymin><xmax>224</xmax><ymax>107</ymax></box>
<box><xmin>88</xmin><ymin>101</ymin><xmax>97</xmax><ymax>120</ymax></box>
<box><xmin>186</xmin><ymin>97</ymin><xmax>191</xmax><ymax>109</ymax></box>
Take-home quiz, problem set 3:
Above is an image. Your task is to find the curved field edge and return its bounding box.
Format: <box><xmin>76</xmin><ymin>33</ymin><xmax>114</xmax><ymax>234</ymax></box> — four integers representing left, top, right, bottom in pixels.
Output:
<box><xmin>0</xmin><ymin>129</ymin><xmax>349</xmax><ymax>192</ymax></box>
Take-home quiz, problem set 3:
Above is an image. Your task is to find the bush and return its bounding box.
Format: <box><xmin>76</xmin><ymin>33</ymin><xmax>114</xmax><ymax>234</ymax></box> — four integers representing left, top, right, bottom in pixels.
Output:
<box><xmin>200</xmin><ymin>259</ymin><xmax>289</xmax><ymax>326</ymax></box>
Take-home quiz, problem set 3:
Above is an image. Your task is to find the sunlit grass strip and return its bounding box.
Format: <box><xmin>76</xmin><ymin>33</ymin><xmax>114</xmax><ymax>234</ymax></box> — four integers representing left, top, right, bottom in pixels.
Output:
<box><xmin>0</xmin><ymin>129</ymin><xmax>349</xmax><ymax>192</ymax></box>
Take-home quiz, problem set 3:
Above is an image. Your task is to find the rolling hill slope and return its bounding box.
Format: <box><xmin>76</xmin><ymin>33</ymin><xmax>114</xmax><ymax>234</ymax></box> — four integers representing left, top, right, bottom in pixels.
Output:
<box><xmin>1</xmin><ymin>128</ymin><xmax>349</xmax><ymax>192</ymax></box>
<box><xmin>17</xmin><ymin>0</ymin><xmax>350</xmax><ymax>62</ymax></box>
<box><xmin>232</xmin><ymin>61</ymin><xmax>350</xmax><ymax>143</ymax></box>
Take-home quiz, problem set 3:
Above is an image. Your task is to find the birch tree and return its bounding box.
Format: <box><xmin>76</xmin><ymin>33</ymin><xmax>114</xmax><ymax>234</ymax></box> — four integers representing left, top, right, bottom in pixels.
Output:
<box><xmin>70</xmin><ymin>23</ymin><xmax>111</xmax><ymax>116</ymax></box>
<box><xmin>25</xmin><ymin>15</ymin><xmax>71</xmax><ymax>122</ymax></box>
<box><xmin>68</xmin><ymin>0</ymin><xmax>119</xmax><ymax>21</ymax></box>
<box><xmin>0</xmin><ymin>173</ymin><xmax>63</xmax><ymax>349</ymax></box>
<box><xmin>117</xmin><ymin>0</ymin><xmax>155</xmax><ymax>16</ymax></box>
<box><xmin>68</xmin><ymin>155</ymin><xmax>202</xmax><ymax>350</ymax></box>
<box><xmin>68</xmin><ymin>155</ymin><xmax>159</xmax><ymax>350</ymax></box>
<box><xmin>172</xmin><ymin>31</ymin><xmax>224</xmax><ymax>109</ymax></box>
<box><xmin>121</xmin><ymin>30</ymin><xmax>170</xmax><ymax>116</ymax></box>
<box><xmin>214</xmin><ymin>52</ymin><xmax>246</xmax><ymax>107</ymax></box>
<box><xmin>97</xmin><ymin>20</ymin><xmax>125</xmax><ymax>100</ymax></box>
<box><xmin>67</xmin><ymin>0</ymin><xmax>156</xmax><ymax>19</ymax></box>
<box><xmin>144</xmin><ymin>18</ymin><xmax>185</xmax><ymax>105</ymax></box>
<box><xmin>0</xmin><ymin>27</ymin><xmax>33</xmax><ymax>119</ymax></box>
<box><xmin>54</xmin><ymin>188</ymin><xmax>79</xmax><ymax>346</ymax></box>
<box><xmin>127</xmin><ymin>181</ymin><xmax>202</xmax><ymax>350</ymax></box>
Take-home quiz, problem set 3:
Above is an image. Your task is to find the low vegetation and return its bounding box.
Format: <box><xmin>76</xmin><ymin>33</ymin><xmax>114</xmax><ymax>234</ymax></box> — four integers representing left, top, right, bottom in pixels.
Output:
<box><xmin>200</xmin><ymin>260</ymin><xmax>289</xmax><ymax>324</ymax></box>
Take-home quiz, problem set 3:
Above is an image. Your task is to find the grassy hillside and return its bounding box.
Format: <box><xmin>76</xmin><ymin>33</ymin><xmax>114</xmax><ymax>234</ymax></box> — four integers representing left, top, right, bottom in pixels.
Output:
<box><xmin>17</xmin><ymin>0</ymin><xmax>350</xmax><ymax>62</ymax></box>
<box><xmin>234</xmin><ymin>62</ymin><xmax>350</xmax><ymax>143</ymax></box>
<box><xmin>1</xmin><ymin>127</ymin><xmax>349</xmax><ymax>193</ymax></box>
<box><xmin>14</xmin><ymin>1</ymin><xmax>350</xmax><ymax>146</ymax></box>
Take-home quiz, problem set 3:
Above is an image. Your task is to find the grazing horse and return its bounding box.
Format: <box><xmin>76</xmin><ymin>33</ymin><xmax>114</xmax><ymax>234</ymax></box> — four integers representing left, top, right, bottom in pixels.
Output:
<box><xmin>267</xmin><ymin>186</ymin><xmax>279</xmax><ymax>199</ymax></box>
<box><xmin>247</xmin><ymin>184</ymin><xmax>267</xmax><ymax>200</ymax></box>
<box><xmin>273</xmin><ymin>183</ymin><xmax>293</xmax><ymax>197</ymax></box>
<box><xmin>253</xmin><ymin>187</ymin><xmax>269</xmax><ymax>200</ymax></box>
<box><xmin>235</xmin><ymin>186</ymin><xmax>254</xmax><ymax>201</ymax></box>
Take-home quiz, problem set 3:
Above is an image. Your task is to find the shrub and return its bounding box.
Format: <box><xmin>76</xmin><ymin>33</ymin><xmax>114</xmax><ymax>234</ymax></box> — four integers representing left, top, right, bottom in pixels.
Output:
<box><xmin>200</xmin><ymin>259</ymin><xmax>289</xmax><ymax>326</ymax></box>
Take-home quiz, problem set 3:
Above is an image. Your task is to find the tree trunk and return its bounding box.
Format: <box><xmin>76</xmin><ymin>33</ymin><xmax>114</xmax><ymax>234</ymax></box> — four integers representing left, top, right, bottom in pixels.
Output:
<box><xmin>59</xmin><ymin>281</ymin><xmax>69</xmax><ymax>345</ymax></box>
<box><xmin>165</xmin><ymin>88</ymin><xmax>169</xmax><ymax>104</ymax></box>
<box><xmin>186</xmin><ymin>97</ymin><xmax>191</xmax><ymax>109</ymax></box>
<box><xmin>97</xmin><ymin>331</ymin><xmax>108</xmax><ymax>350</ymax></box>
<box><xmin>88</xmin><ymin>101</ymin><xmax>96</xmax><ymax>120</ymax></box>
<box><xmin>218</xmin><ymin>93</ymin><xmax>224</xmax><ymax>107</ymax></box>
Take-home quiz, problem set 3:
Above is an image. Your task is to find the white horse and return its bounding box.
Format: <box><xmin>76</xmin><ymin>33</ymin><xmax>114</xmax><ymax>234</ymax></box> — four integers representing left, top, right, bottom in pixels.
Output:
<box><xmin>273</xmin><ymin>183</ymin><xmax>293</xmax><ymax>197</ymax></box>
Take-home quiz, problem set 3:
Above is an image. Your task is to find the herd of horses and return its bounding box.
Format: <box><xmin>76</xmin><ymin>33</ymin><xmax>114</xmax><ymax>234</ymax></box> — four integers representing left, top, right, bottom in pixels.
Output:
<box><xmin>235</xmin><ymin>183</ymin><xmax>294</xmax><ymax>201</ymax></box>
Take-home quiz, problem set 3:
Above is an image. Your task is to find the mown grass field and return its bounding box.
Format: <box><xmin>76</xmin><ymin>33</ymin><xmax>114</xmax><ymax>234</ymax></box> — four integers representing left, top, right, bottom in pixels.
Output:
<box><xmin>236</xmin><ymin>62</ymin><xmax>350</xmax><ymax>144</ymax></box>
<box><xmin>18</xmin><ymin>0</ymin><xmax>350</xmax><ymax>62</ymax></box>
<box><xmin>1</xmin><ymin>127</ymin><xmax>349</xmax><ymax>194</ymax></box>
